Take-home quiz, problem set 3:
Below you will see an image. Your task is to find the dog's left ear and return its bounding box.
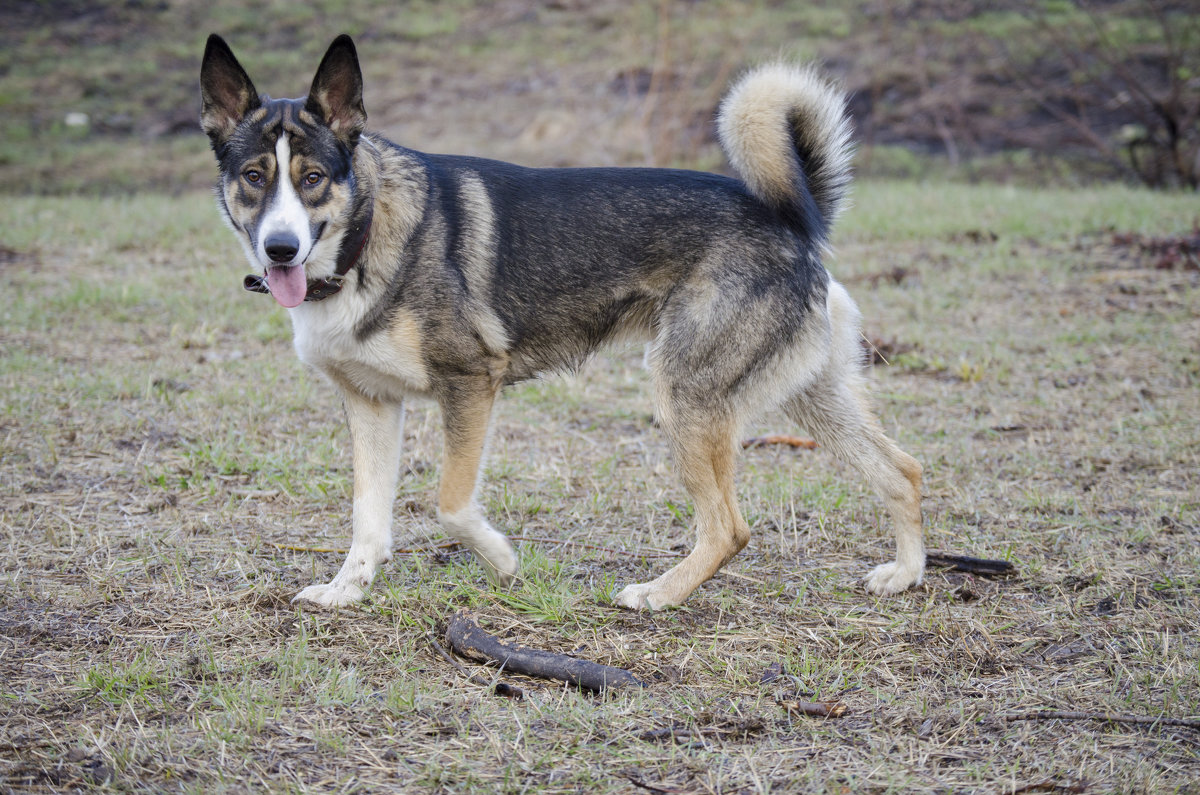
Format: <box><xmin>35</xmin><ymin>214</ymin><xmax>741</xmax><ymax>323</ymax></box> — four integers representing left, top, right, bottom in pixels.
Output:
<box><xmin>306</xmin><ymin>34</ymin><xmax>367</xmax><ymax>147</ymax></box>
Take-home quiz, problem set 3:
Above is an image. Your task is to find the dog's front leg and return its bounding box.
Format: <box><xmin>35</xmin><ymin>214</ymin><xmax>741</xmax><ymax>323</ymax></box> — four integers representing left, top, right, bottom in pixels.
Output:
<box><xmin>293</xmin><ymin>391</ymin><xmax>405</xmax><ymax>607</ymax></box>
<box><xmin>436</xmin><ymin>377</ymin><xmax>517</xmax><ymax>586</ymax></box>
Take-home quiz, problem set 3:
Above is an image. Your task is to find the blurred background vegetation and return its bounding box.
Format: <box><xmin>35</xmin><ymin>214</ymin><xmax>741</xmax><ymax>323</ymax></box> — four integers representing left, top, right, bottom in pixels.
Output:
<box><xmin>1</xmin><ymin>0</ymin><xmax>1196</xmax><ymax>195</ymax></box>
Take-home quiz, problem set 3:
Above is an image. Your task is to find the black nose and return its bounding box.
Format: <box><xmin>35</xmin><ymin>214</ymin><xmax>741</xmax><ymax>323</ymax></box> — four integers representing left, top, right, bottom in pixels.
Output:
<box><xmin>265</xmin><ymin>234</ymin><xmax>300</xmax><ymax>263</ymax></box>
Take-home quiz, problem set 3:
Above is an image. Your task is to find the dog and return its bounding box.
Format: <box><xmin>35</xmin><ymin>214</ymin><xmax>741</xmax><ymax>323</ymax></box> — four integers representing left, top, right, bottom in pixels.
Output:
<box><xmin>199</xmin><ymin>34</ymin><xmax>925</xmax><ymax>610</ymax></box>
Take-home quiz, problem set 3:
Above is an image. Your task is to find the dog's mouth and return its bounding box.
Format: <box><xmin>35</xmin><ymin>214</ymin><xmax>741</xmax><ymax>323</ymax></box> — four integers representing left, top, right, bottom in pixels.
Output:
<box><xmin>265</xmin><ymin>264</ymin><xmax>308</xmax><ymax>308</ymax></box>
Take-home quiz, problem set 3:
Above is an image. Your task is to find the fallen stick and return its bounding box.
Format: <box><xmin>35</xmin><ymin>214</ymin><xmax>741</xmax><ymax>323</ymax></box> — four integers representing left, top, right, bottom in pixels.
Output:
<box><xmin>780</xmin><ymin>699</ymin><xmax>847</xmax><ymax>718</ymax></box>
<box><xmin>445</xmin><ymin>610</ymin><xmax>645</xmax><ymax>692</ymax></box>
<box><xmin>638</xmin><ymin>726</ymin><xmax>688</xmax><ymax>742</ymax></box>
<box><xmin>1010</xmin><ymin>780</ymin><xmax>1087</xmax><ymax>795</ymax></box>
<box><xmin>925</xmin><ymin>552</ymin><xmax>1016</xmax><ymax>578</ymax></box>
<box><xmin>425</xmin><ymin>632</ymin><xmax>525</xmax><ymax>699</ymax></box>
<box><xmin>1002</xmin><ymin>710</ymin><xmax>1200</xmax><ymax>730</ymax></box>
<box><xmin>742</xmin><ymin>435</ymin><xmax>819</xmax><ymax>450</ymax></box>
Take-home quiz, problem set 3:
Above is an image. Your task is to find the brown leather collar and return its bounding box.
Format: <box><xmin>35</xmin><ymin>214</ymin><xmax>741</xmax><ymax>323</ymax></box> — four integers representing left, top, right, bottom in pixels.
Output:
<box><xmin>243</xmin><ymin>211</ymin><xmax>371</xmax><ymax>303</ymax></box>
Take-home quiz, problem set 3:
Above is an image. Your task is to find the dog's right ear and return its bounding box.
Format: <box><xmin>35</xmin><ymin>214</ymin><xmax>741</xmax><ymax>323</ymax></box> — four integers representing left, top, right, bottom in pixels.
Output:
<box><xmin>200</xmin><ymin>34</ymin><xmax>261</xmax><ymax>149</ymax></box>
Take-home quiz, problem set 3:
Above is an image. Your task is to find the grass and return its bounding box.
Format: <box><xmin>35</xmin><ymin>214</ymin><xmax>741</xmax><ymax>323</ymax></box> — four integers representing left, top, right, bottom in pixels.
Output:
<box><xmin>12</xmin><ymin>0</ymin><xmax>1189</xmax><ymax>197</ymax></box>
<box><xmin>0</xmin><ymin>0</ymin><xmax>845</xmax><ymax>195</ymax></box>
<box><xmin>1</xmin><ymin>181</ymin><xmax>1198</xmax><ymax>792</ymax></box>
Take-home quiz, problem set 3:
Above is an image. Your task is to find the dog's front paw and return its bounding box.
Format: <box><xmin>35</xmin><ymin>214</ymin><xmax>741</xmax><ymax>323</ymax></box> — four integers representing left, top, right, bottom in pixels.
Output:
<box><xmin>864</xmin><ymin>560</ymin><xmax>923</xmax><ymax>596</ymax></box>
<box><xmin>613</xmin><ymin>582</ymin><xmax>672</xmax><ymax>611</ymax></box>
<box><xmin>292</xmin><ymin>580</ymin><xmax>366</xmax><ymax>608</ymax></box>
<box><xmin>475</xmin><ymin>535</ymin><xmax>518</xmax><ymax>588</ymax></box>
<box><xmin>438</xmin><ymin>506</ymin><xmax>518</xmax><ymax>587</ymax></box>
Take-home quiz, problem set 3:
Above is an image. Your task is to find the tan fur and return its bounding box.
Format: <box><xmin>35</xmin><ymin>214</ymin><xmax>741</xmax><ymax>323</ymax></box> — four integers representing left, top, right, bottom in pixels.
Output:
<box><xmin>455</xmin><ymin>173</ymin><xmax>510</xmax><ymax>355</ymax></box>
<box><xmin>366</xmin><ymin>139</ymin><xmax>427</xmax><ymax>246</ymax></box>
<box><xmin>437</xmin><ymin>381</ymin><xmax>496</xmax><ymax>516</ymax></box>
<box><xmin>615</xmin><ymin>418</ymin><xmax>750</xmax><ymax>609</ymax></box>
<box><xmin>718</xmin><ymin>63</ymin><xmax>854</xmax><ymax>225</ymax></box>
<box><xmin>775</xmin><ymin>284</ymin><xmax>926</xmax><ymax>597</ymax></box>
<box><xmin>435</xmin><ymin>378</ymin><xmax>517</xmax><ymax>585</ymax></box>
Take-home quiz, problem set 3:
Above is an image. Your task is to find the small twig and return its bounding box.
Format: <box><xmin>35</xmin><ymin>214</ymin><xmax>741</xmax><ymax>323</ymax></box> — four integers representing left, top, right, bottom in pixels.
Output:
<box><xmin>1002</xmin><ymin>710</ymin><xmax>1200</xmax><ymax>730</ymax></box>
<box><xmin>741</xmin><ymin>435</ymin><xmax>819</xmax><ymax>450</ymax></box>
<box><xmin>638</xmin><ymin>727</ymin><xmax>686</xmax><ymax>742</ymax></box>
<box><xmin>273</xmin><ymin>540</ymin><xmax>461</xmax><ymax>556</ymax></box>
<box><xmin>1010</xmin><ymin>779</ymin><xmax>1088</xmax><ymax>794</ymax></box>
<box><xmin>274</xmin><ymin>537</ymin><xmax>684</xmax><ymax>561</ymax></box>
<box><xmin>716</xmin><ymin>568</ymin><xmax>764</xmax><ymax>585</ymax></box>
<box><xmin>625</xmin><ymin>773</ymin><xmax>683</xmax><ymax>794</ymax></box>
<box><xmin>516</xmin><ymin>536</ymin><xmax>766</xmax><ymax>579</ymax></box>
<box><xmin>780</xmin><ymin>699</ymin><xmax>848</xmax><ymax>718</ymax></box>
<box><xmin>426</xmin><ymin>632</ymin><xmax>473</xmax><ymax>677</ymax></box>
<box><xmin>639</xmin><ymin>719</ymin><xmax>765</xmax><ymax>744</ymax></box>
<box><xmin>270</xmin><ymin>543</ymin><xmax>349</xmax><ymax>554</ymax></box>
<box><xmin>513</xmin><ymin>536</ymin><xmax>681</xmax><ymax>559</ymax></box>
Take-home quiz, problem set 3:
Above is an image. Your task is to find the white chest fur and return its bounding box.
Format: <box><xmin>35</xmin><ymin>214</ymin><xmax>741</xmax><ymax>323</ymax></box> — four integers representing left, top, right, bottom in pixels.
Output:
<box><xmin>289</xmin><ymin>293</ymin><xmax>431</xmax><ymax>402</ymax></box>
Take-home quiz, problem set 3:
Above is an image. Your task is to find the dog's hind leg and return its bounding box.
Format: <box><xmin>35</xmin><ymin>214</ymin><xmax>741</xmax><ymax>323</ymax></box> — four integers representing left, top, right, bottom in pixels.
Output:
<box><xmin>784</xmin><ymin>377</ymin><xmax>925</xmax><ymax>595</ymax></box>
<box><xmin>294</xmin><ymin>391</ymin><xmax>406</xmax><ymax>607</ymax></box>
<box><xmin>614</xmin><ymin>415</ymin><xmax>750</xmax><ymax>610</ymax></box>
<box><xmin>436</xmin><ymin>377</ymin><xmax>517</xmax><ymax>586</ymax></box>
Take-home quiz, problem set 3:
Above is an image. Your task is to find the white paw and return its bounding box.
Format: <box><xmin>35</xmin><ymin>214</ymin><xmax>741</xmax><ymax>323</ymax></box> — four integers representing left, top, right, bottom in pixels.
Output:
<box><xmin>864</xmin><ymin>560</ymin><xmax>923</xmax><ymax>596</ymax></box>
<box><xmin>614</xmin><ymin>582</ymin><xmax>669</xmax><ymax>611</ymax></box>
<box><xmin>474</xmin><ymin>534</ymin><xmax>518</xmax><ymax>587</ymax></box>
<box><xmin>440</xmin><ymin>506</ymin><xmax>518</xmax><ymax>587</ymax></box>
<box><xmin>292</xmin><ymin>580</ymin><xmax>366</xmax><ymax>608</ymax></box>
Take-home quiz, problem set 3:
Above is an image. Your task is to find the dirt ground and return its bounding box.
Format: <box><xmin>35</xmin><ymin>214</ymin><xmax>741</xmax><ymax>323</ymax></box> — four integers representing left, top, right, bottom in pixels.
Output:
<box><xmin>3</xmin><ymin>1</ymin><xmax>1195</xmax><ymax>194</ymax></box>
<box><xmin>1</xmin><ymin>185</ymin><xmax>1197</xmax><ymax>792</ymax></box>
<box><xmin>1</xmin><ymin>1</ymin><xmax>1198</xmax><ymax>791</ymax></box>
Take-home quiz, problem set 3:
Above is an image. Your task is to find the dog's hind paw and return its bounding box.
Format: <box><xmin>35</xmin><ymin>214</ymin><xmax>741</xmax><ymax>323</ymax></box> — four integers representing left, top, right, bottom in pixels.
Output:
<box><xmin>292</xmin><ymin>581</ymin><xmax>366</xmax><ymax>608</ymax></box>
<box><xmin>864</xmin><ymin>560</ymin><xmax>923</xmax><ymax>596</ymax></box>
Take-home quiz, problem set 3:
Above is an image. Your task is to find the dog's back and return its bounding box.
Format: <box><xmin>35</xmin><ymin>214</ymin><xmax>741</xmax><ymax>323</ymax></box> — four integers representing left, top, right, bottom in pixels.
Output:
<box><xmin>400</xmin><ymin>152</ymin><xmax>829</xmax><ymax>380</ymax></box>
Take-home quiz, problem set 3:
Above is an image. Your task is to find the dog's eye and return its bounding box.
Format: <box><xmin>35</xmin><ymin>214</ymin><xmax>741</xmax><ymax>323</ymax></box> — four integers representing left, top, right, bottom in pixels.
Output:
<box><xmin>244</xmin><ymin>170</ymin><xmax>262</xmax><ymax>184</ymax></box>
<box><xmin>304</xmin><ymin>172</ymin><xmax>323</xmax><ymax>186</ymax></box>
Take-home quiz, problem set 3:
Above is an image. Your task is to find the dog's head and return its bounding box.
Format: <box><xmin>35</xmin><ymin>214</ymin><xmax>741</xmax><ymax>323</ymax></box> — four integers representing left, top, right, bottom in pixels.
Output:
<box><xmin>200</xmin><ymin>35</ymin><xmax>368</xmax><ymax>307</ymax></box>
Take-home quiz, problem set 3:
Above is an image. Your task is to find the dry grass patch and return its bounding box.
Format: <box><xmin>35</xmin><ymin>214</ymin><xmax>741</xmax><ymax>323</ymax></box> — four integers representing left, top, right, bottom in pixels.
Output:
<box><xmin>1</xmin><ymin>185</ymin><xmax>1198</xmax><ymax>792</ymax></box>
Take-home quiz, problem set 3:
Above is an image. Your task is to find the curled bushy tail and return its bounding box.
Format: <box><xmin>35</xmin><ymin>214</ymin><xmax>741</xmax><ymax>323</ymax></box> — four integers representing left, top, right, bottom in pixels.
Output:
<box><xmin>717</xmin><ymin>63</ymin><xmax>853</xmax><ymax>237</ymax></box>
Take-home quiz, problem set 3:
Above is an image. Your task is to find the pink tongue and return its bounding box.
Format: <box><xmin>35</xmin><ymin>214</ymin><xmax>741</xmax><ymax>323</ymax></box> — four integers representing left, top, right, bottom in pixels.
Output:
<box><xmin>266</xmin><ymin>265</ymin><xmax>307</xmax><ymax>308</ymax></box>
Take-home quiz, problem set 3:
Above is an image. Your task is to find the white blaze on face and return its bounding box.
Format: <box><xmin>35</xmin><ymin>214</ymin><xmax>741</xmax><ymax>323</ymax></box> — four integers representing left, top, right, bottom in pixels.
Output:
<box><xmin>255</xmin><ymin>133</ymin><xmax>313</xmax><ymax>268</ymax></box>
